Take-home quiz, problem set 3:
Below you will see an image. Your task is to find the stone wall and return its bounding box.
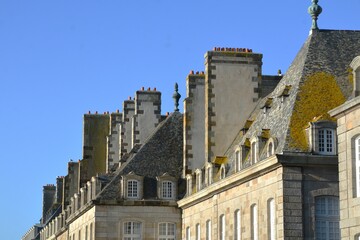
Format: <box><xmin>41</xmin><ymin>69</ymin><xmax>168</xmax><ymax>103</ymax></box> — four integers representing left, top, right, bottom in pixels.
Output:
<box><xmin>330</xmin><ymin>96</ymin><xmax>360</xmax><ymax>239</ymax></box>
<box><xmin>204</xmin><ymin>49</ymin><xmax>263</xmax><ymax>162</ymax></box>
<box><xmin>183</xmin><ymin>72</ymin><xmax>205</xmax><ymax>175</ymax></box>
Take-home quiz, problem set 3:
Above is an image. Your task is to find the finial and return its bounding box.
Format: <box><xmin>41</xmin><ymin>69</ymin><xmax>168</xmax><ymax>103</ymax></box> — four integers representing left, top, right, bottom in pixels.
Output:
<box><xmin>172</xmin><ymin>82</ymin><xmax>181</xmax><ymax>112</ymax></box>
<box><xmin>308</xmin><ymin>0</ymin><xmax>322</xmax><ymax>30</ymax></box>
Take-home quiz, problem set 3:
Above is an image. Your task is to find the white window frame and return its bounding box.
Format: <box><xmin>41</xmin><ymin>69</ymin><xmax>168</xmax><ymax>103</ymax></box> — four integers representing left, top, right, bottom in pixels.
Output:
<box><xmin>206</xmin><ymin>220</ymin><xmax>211</xmax><ymax>240</ymax></box>
<box><xmin>186</xmin><ymin>226</ymin><xmax>191</xmax><ymax>240</ymax></box>
<box><xmin>127</xmin><ymin>180</ymin><xmax>139</xmax><ymax>199</ymax></box>
<box><xmin>162</xmin><ymin>181</ymin><xmax>174</xmax><ymax>200</ymax></box>
<box><xmin>356</xmin><ymin>136</ymin><xmax>360</xmax><ymax>197</ymax></box>
<box><xmin>219</xmin><ymin>214</ymin><xmax>225</xmax><ymax>240</ymax></box>
<box><xmin>234</xmin><ymin>209</ymin><xmax>241</xmax><ymax>240</ymax></box>
<box><xmin>315</xmin><ymin>196</ymin><xmax>340</xmax><ymax>240</ymax></box>
<box><xmin>268</xmin><ymin>198</ymin><xmax>276</xmax><ymax>240</ymax></box>
<box><xmin>251</xmin><ymin>204</ymin><xmax>258</xmax><ymax>240</ymax></box>
<box><xmin>235</xmin><ymin>149</ymin><xmax>241</xmax><ymax>172</ymax></box>
<box><xmin>158</xmin><ymin>222</ymin><xmax>175</xmax><ymax>240</ymax></box>
<box><xmin>196</xmin><ymin>223</ymin><xmax>200</xmax><ymax>240</ymax></box>
<box><xmin>318</xmin><ymin>128</ymin><xmax>335</xmax><ymax>155</ymax></box>
<box><xmin>123</xmin><ymin>221</ymin><xmax>142</xmax><ymax>240</ymax></box>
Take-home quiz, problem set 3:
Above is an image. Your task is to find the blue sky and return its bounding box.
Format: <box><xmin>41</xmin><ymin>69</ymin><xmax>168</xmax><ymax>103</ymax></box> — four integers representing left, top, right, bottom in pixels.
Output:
<box><xmin>0</xmin><ymin>1</ymin><xmax>359</xmax><ymax>239</ymax></box>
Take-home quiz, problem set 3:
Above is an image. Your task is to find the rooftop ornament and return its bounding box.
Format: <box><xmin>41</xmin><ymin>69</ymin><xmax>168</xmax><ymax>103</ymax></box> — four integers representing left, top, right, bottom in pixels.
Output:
<box><xmin>308</xmin><ymin>0</ymin><xmax>322</xmax><ymax>30</ymax></box>
<box><xmin>172</xmin><ymin>82</ymin><xmax>181</xmax><ymax>112</ymax></box>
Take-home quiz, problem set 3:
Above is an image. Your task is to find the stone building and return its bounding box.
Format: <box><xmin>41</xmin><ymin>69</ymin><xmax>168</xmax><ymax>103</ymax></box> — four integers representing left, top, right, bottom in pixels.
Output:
<box><xmin>22</xmin><ymin>1</ymin><xmax>360</xmax><ymax>240</ymax></box>
<box><xmin>330</xmin><ymin>55</ymin><xmax>360</xmax><ymax>239</ymax></box>
<box><xmin>179</xmin><ymin>2</ymin><xmax>360</xmax><ymax>240</ymax></box>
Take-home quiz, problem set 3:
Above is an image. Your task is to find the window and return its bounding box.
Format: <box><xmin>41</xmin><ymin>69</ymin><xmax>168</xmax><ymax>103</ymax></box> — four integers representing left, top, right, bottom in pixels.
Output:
<box><xmin>251</xmin><ymin>141</ymin><xmax>258</xmax><ymax>163</ymax></box>
<box><xmin>219</xmin><ymin>214</ymin><xmax>225</xmax><ymax>240</ymax></box>
<box><xmin>268</xmin><ymin>199</ymin><xmax>276</xmax><ymax>240</ymax></box>
<box><xmin>127</xmin><ymin>180</ymin><xmax>139</xmax><ymax>198</ymax></box>
<box><xmin>318</xmin><ymin>129</ymin><xmax>335</xmax><ymax>154</ymax></box>
<box><xmin>186</xmin><ymin>175</ymin><xmax>192</xmax><ymax>196</ymax></box>
<box><xmin>267</xmin><ymin>139</ymin><xmax>275</xmax><ymax>158</ymax></box>
<box><xmin>220</xmin><ymin>166</ymin><xmax>226</xmax><ymax>180</ymax></box>
<box><xmin>235</xmin><ymin>150</ymin><xmax>241</xmax><ymax>172</ymax></box>
<box><xmin>124</xmin><ymin>221</ymin><xmax>142</xmax><ymax>240</ymax></box>
<box><xmin>206</xmin><ymin>220</ymin><xmax>211</xmax><ymax>240</ymax></box>
<box><xmin>159</xmin><ymin>222</ymin><xmax>175</xmax><ymax>240</ymax></box>
<box><xmin>207</xmin><ymin>166</ymin><xmax>212</xmax><ymax>185</ymax></box>
<box><xmin>196</xmin><ymin>170</ymin><xmax>202</xmax><ymax>191</ymax></box>
<box><xmin>234</xmin><ymin>210</ymin><xmax>241</xmax><ymax>240</ymax></box>
<box><xmin>251</xmin><ymin>204</ymin><xmax>258</xmax><ymax>240</ymax></box>
<box><xmin>196</xmin><ymin>223</ymin><xmax>200</xmax><ymax>240</ymax></box>
<box><xmin>89</xmin><ymin>223</ymin><xmax>93</xmax><ymax>240</ymax></box>
<box><xmin>307</xmin><ymin>121</ymin><xmax>337</xmax><ymax>155</ymax></box>
<box><xmin>356</xmin><ymin>136</ymin><xmax>360</xmax><ymax>197</ymax></box>
<box><xmin>78</xmin><ymin>230</ymin><xmax>81</xmax><ymax>240</ymax></box>
<box><xmin>162</xmin><ymin>181</ymin><xmax>174</xmax><ymax>199</ymax></box>
<box><xmin>186</xmin><ymin>227</ymin><xmax>191</xmax><ymax>240</ymax></box>
<box><xmin>315</xmin><ymin>196</ymin><xmax>340</xmax><ymax>240</ymax></box>
<box><xmin>85</xmin><ymin>225</ymin><xmax>88</xmax><ymax>240</ymax></box>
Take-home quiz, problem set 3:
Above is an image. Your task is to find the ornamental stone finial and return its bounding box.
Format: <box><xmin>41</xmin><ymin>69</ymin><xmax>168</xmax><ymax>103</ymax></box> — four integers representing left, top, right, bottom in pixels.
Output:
<box><xmin>308</xmin><ymin>0</ymin><xmax>322</xmax><ymax>30</ymax></box>
<box><xmin>172</xmin><ymin>82</ymin><xmax>181</xmax><ymax>112</ymax></box>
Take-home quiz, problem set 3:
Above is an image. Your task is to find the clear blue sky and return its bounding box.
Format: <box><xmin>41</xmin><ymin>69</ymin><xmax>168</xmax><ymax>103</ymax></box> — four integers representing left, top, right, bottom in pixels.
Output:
<box><xmin>0</xmin><ymin>1</ymin><xmax>359</xmax><ymax>239</ymax></box>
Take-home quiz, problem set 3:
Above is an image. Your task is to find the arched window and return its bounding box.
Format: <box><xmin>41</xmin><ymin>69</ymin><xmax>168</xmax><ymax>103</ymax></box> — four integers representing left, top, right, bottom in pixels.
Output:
<box><xmin>220</xmin><ymin>166</ymin><xmax>226</xmax><ymax>180</ymax></box>
<box><xmin>206</xmin><ymin>220</ymin><xmax>211</xmax><ymax>240</ymax></box>
<box><xmin>234</xmin><ymin>209</ymin><xmax>241</xmax><ymax>240</ymax></box>
<box><xmin>186</xmin><ymin>226</ymin><xmax>191</xmax><ymax>240</ymax></box>
<box><xmin>219</xmin><ymin>214</ymin><xmax>225</xmax><ymax>240</ymax></box>
<box><xmin>315</xmin><ymin>196</ymin><xmax>340</xmax><ymax>240</ymax></box>
<box><xmin>196</xmin><ymin>223</ymin><xmax>201</xmax><ymax>240</ymax></box>
<box><xmin>251</xmin><ymin>204</ymin><xmax>258</xmax><ymax>240</ymax></box>
<box><xmin>355</xmin><ymin>136</ymin><xmax>360</xmax><ymax>197</ymax></box>
<box><xmin>235</xmin><ymin>150</ymin><xmax>241</xmax><ymax>172</ymax></box>
<box><xmin>267</xmin><ymin>198</ymin><xmax>276</xmax><ymax>240</ymax></box>
<box><xmin>123</xmin><ymin>221</ymin><xmax>142</xmax><ymax>240</ymax></box>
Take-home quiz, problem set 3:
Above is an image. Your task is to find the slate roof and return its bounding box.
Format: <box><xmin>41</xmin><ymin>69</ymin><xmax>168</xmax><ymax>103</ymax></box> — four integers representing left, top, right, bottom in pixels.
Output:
<box><xmin>226</xmin><ymin>29</ymin><xmax>360</xmax><ymax>171</ymax></box>
<box><xmin>95</xmin><ymin>111</ymin><xmax>183</xmax><ymax>202</ymax></box>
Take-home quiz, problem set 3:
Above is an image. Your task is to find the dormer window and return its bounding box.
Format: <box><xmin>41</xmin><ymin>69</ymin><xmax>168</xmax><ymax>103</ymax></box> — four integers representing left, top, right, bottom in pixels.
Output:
<box><xmin>235</xmin><ymin>149</ymin><xmax>241</xmax><ymax>172</ymax></box>
<box><xmin>350</xmin><ymin>56</ymin><xmax>360</xmax><ymax>97</ymax></box>
<box><xmin>220</xmin><ymin>165</ymin><xmax>226</xmax><ymax>180</ymax></box>
<box><xmin>122</xmin><ymin>172</ymin><xmax>143</xmax><ymax>200</ymax></box>
<box><xmin>266</xmin><ymin>138</ymin><xmax>276</xmax><ymax>158</ymax></box>
<box><xmin>186</xmin><ymin>174</ymin><xmax>193</xmax><ymax>196</ymax></box>
<box><xmin>127</xmin><ymin>180</ymin><xmax>139</xmax><ymax>198</ymax></box>
<box><xmin>162</xmin><ymin>181</ymin><xmax>174</xmax><ymax>199</ymax></box>
<box><xmin>195</xmin><ymin>169</ymin><xmax>202</xmax><ymax>192</ymax></box>
<box><xmin>307</xmin><ymin>121</ymin><xmax>337</xmax><ymax>155</ymax></box>
<box><xmin>157</xmin><ymin>173</ymin><xmax>177</xmax><ymax>200</ymax></box>
<box><xmin>205</xmin><ymin>163</ymin><xmax>213</xmax><ymax>186</ymax></box>
<box><xmin>250</xmin><ymin>137</ymin><xmax>259</xmax><ymax>164</ymax></box>
<box><xmin>318</xmin><ymin>129</ymin><xmax>335</xmax><ymax>154</ymax></box>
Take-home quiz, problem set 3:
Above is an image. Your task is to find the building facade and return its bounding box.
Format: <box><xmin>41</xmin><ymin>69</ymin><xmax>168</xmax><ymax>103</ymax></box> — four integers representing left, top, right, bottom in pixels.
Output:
<box><xmin>23</xmin><ymin>1</ymin><xmax>360</xmax><ymax>240</ymax></box>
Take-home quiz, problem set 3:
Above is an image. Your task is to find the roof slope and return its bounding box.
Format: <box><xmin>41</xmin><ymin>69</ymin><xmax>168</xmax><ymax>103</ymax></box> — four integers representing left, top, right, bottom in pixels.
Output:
<box><xmin>231</xmin><ymin>30</ymin><xmax>360</xmax><ymax>159</ymax></box>
<box><xmin>95</xmin><ymin>111</ymin><xmax>183</xmax><ymax>202</ymax></box>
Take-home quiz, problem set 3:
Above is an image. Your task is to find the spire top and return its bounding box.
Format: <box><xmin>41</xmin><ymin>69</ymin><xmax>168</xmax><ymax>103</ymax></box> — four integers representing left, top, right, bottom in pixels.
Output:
<box><xmin>172</xmin><ymin>82</ymin><xmax>181</xmax><ymax>112</ymax></box>
<box><xmin>308</xmin><ymin>0</ymin><xmax>322</xmax><ymax>30</ymax></box>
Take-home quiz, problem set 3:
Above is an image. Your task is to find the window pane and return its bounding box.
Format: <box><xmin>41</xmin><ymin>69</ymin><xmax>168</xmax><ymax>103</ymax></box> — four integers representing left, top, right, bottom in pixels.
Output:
<box><xmin>315</xmin><ymin>196</ymin><xmax>340</xmax><ymax>240</ymax></box>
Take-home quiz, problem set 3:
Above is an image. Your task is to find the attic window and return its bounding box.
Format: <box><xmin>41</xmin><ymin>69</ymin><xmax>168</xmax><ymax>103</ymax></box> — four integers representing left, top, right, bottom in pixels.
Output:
<box><xmin>279</xmin><ymin>85</ymin><xmax>292</xmax><ymax>103</ymax></box>
<box><xmin>220</xmin><ymin>166</ymin><xmax>226</xmax><ymax>179</ymax></box>
<box><xmin>261</xmin><ymin>98</ymin><xmax>273</xmax><ymax>113</ymax></box>
<box><xmin>241</xmin><ymin>120</ymin><xmax>254</xmax><ymax>134</ymax></box>
<box><xmin>350</xmin><ymin>56</ymin><xmax>360</xmax><ymax>97</ymax></box>
<box><xmin>307</xmin><ymin>121</ymin><xmax>337</xmax><ymax>155</ymax></box>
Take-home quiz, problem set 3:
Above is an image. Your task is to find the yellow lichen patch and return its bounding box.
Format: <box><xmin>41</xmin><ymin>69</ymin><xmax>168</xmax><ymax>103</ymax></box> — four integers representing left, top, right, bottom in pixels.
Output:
<box><xmin>289</xmin><ymin>72</ymin><xmax>346</xmax><ymax>150</ymax></box>
<box><xmin>213</xmin><ymin>156</ymin><xmax>228</xmax><ymax>165</ymax></box>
